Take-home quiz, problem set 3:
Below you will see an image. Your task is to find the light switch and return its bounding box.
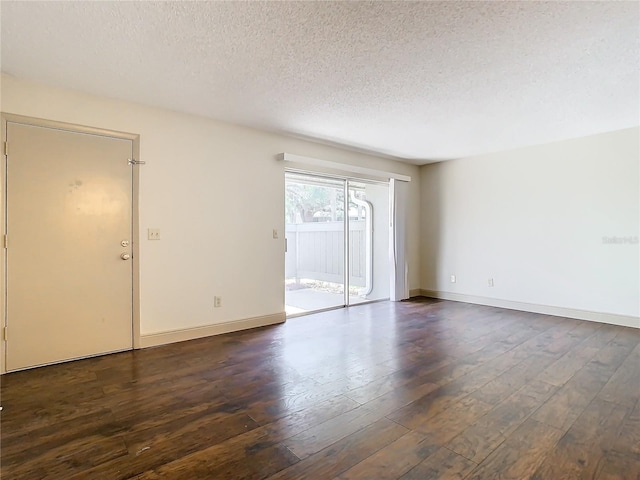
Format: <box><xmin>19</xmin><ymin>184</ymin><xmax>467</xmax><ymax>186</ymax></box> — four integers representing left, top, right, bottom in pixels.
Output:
<box><xmin>148</xmin><ymin>228</ymin><xmax>161</xmax><ymax>240</ymax></box>
<box><xmin>273</xmin><ymin>229</ymin><xmax>279</xmax><ymax>239</ymax></box>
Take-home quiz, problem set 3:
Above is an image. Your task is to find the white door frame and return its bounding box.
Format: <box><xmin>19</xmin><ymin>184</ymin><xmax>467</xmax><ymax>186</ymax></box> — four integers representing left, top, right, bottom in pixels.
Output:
<box><xmin>0</xmin><ymin>113</ymin><xmax>142</xmax><ymax>374</ymax></box>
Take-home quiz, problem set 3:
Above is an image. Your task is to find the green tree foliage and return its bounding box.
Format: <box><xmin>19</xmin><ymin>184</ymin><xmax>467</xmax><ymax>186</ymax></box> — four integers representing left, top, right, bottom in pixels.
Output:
<box><xmin>285</xmin><ymin>183</ymin><xmax>345</xmax><ymax>223</ymax></box>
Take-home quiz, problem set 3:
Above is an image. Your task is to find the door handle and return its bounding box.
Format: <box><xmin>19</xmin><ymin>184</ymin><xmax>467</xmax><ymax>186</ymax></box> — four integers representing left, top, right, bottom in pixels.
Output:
<box><xmin>120</xmin><ymin>253</ymin><xmax>131</xmax><ymax>260</ymax></box>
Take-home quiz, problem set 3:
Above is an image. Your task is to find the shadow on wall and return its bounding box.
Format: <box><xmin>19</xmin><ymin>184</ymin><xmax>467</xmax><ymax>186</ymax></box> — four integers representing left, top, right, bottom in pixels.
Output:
<box><xmin>421</xmin><ymin>163</ymin><xmax>443</xmax><ymax>292</ymax></box>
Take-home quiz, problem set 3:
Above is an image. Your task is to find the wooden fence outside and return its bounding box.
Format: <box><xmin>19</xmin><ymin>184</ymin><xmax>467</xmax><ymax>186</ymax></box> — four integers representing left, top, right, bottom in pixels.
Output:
<box><xmin>285</xmin><ymin>221</ymin><xmax>366</xmax><ymax>287</ymax></box>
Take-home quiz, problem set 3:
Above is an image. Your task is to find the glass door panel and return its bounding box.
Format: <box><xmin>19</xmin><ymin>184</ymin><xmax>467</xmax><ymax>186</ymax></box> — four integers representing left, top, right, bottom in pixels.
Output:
<box><xmin>285</xmin><ymin>173</ymin><xmax>345</xmax><ymax>315</ymax></box>
<box><xmin>347</xmin><ymin>180</ymin><xmax>390</xmax><ymax>305</ymax></box>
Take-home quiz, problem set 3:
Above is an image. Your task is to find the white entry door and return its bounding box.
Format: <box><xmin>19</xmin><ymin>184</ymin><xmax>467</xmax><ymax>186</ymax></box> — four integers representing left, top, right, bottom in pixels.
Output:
<box><xmin>5</xmin><ymin>120</ymin><xmax>134</xmax><ymax>371</ymax></box>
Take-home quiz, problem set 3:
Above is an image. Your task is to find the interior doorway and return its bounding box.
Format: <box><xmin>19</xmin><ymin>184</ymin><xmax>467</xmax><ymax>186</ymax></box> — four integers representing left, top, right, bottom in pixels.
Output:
<box><xmin>2</xmin><ymin>115</ymin><xmax>139</xmax><ymax>372</ymax></box>
<box><xmin>285</xmin><ymin>172</ymin><xmax>390</xmax><ymax>315</ymax></box>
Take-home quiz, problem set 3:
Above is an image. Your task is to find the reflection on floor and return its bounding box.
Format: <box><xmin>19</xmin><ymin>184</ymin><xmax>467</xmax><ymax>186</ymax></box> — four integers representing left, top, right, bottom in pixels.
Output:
<box><xmin>285</xmin><ymin>288</ymin><xmax>368</xmax><ymax>315</ymax></box>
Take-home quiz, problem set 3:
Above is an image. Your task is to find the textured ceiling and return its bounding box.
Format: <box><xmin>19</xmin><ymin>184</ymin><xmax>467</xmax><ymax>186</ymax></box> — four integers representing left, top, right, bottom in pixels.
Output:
<box><xmin>1</xmin><ymin>1</ymin><xmax>638</xmax><ymax>164</ymax></box>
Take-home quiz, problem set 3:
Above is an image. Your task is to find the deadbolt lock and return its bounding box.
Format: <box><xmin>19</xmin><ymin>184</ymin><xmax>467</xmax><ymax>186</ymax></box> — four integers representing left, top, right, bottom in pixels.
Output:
<box><xmin>121</xmin><ymin>240</ymin><xmax>130</xmax><ymax>247</ymax></box>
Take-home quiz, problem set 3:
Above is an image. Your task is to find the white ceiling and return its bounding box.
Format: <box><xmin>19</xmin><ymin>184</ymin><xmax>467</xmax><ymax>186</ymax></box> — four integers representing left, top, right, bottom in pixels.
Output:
<box><xmin>1</xmin><ymin>1</ymin><xmax>638</xmax><ymax>164</ymax></box>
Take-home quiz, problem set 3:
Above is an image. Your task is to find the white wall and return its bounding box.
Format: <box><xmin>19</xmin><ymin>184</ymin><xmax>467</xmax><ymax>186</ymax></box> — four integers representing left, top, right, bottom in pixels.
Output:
<box><xmin>420</xmin><ymin>128</ymin><xmax>640</xmax><ymax>327</ymax></box>
<box><xmin>1</xmin><ymin>74</ymin><xmax>420</xmax><ymax>340</ymax></box>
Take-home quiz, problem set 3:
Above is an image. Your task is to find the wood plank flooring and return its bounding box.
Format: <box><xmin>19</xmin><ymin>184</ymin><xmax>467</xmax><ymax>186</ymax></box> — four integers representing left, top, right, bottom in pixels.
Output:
<box><xmin>1</xmin><ymin>298</ymin><xmax>639</xmax><ymax>479</ymax></box>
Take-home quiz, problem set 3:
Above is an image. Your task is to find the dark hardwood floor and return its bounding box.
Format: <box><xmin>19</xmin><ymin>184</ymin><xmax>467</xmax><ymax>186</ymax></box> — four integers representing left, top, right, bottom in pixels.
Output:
<box><xmin>2</xmin><ymin>297</ymin><xmax>639</xmax><ymax>479</ymax></box>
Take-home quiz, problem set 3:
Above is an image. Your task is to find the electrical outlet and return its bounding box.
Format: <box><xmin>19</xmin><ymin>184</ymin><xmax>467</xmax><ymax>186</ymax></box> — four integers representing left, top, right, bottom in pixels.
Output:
<box><xmin>450</xmin><ymin>275</ymin><xmax>456</xmax><ymax>283</ymax></box>
<box><xmin>214</xmin><ymin>296</ymin><xmax>222</xmax><ymax>308</ymax></box>
<box><xmin>488</xmin><ymin>278</ymin><xmax>494</xmax><ymax>287</ymax></box>
<box><xmin>147</xmin><ymin>228</ymin><xmax>160</xmax><ymax>240</ymax></box>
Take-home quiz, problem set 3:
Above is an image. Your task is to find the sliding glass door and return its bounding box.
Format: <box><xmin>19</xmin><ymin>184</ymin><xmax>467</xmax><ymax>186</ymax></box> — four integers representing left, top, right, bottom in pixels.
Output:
<box><xmin>285</xmin><ymin>172</ymin><xmax>389</xmax><ymax>316</ymax></box>
<box><xmin>348</xmin><ymin>181</ymin><xmax>390</xmax><ymax>305</ymax></box>
<box><xmin>285</xmin><ymin>175</ymin><xmax>345</xmax><ymax>314</ymax></box>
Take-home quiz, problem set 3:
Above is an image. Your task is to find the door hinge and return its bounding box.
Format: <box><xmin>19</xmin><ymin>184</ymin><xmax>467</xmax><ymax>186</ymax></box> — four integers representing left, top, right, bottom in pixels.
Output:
<box><xmin>3</xmin><ymin>326</ymin><xmax>7</xmax><ymax>341</ymax></box>
<box><xmin>128</xmin><ymin>158</ymin><xmax>146</xmax><ymax>166</ymax></box>
<box><xmin>2</xmin><ymin>141</ymin><xmax>7</xmax><ymax>156</ymax></box>
<box><xmin>2</xmin><ymin>235</ymin><xmax>7</xmax><ymax>249</ymax></box>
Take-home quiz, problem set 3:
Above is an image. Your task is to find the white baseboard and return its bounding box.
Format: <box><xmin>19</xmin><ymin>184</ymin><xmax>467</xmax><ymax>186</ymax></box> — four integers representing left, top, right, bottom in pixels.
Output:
<box><xmin>409</xmin><ymin>288</ymin><xmax>423</xmax><ymax>298</ymax></box>
<box><xmin>140</xmin><ymin>312</ymin><xmax>286</xmax><ymax>348</ymax></box>
<box><xmin>419</xmin><ymin>290</ymin><xmax>639</xmax><ymax>329</ymax></box>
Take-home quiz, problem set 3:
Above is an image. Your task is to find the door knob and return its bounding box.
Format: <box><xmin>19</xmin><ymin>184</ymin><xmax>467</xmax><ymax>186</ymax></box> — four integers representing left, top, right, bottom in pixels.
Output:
<box><xmin>120</xmin><ymin>253</ymin><xmax>131</xmax><ymax>260</ymax></box>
